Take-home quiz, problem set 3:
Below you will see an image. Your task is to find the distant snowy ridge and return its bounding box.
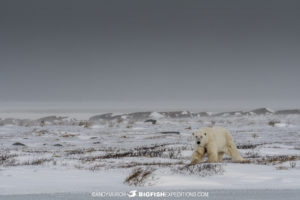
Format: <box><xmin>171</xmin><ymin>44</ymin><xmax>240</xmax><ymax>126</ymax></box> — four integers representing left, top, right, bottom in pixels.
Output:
<box><xmin>0</xmin><ymin>108</ymin><xmax>300</xmax><ymax>126</ymax></box>
<box><xmin>88</xmin><ymin>108</ymin><xmax>299</xmax><ymax>122</ymax></box>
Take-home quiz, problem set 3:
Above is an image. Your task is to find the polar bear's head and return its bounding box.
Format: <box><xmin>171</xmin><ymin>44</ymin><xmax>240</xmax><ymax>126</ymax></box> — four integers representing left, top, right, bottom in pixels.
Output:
<box><xmin>192</xmin><ymin>129</ymin><xmax>209</xmax><ymax>147</ymax></box>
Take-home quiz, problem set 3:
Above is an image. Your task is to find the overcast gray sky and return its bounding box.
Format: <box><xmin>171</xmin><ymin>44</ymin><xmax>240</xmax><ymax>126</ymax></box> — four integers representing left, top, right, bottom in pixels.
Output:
<box><xmin>1</xmin><ymin>0</ymin><xmax>300</xmax><ymax>110</ymax></box>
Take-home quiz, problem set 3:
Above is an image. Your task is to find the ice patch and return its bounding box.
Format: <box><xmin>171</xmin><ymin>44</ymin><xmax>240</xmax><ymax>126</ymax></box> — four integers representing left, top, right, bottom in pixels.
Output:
<box><xmin>274</xmin><ymin>123</ymin><xmax>288</xmax><ymax>128</ymax></box>
<box><xmin>150</xmin><ymin>112</ymin><xmax>164</xmax><ymax>119</ymax></box>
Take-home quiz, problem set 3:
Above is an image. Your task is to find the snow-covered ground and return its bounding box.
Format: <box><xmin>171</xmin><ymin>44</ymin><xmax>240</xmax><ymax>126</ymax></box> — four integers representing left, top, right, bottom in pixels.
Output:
<box><xmin>0</xmin><ymin>108</ymin><xmax>300</xmax><ymax>195</ymax></box>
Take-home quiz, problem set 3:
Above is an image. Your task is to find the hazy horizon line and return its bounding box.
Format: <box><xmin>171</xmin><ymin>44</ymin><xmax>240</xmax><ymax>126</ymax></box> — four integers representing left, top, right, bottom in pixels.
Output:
<box><xmin>0</xmin><ymin>100</ymin><xmax>299</xmax><ymax>113</ymax></box>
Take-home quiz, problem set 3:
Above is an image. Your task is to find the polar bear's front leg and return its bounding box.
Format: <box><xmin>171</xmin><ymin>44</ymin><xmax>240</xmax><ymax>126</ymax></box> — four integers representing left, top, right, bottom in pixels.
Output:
<box><xmin>218</xmin><ymin>152</ymin><xmax>224</xmax><ymax>162</ymax></box>
<box><xmin>190</xmin><ymin>147</ymin><xmax>205</xmax><ymax>164</ymax></box>
<box><xmin>206</xmin><ymin>143</ymin><xmax>218</xmax><ymax>163</ymax></box>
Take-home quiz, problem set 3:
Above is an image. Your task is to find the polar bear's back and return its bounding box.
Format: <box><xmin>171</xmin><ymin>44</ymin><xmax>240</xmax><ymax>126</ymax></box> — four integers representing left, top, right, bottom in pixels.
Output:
<box><xmin>209</xmin><ymin>126</ymin><xmax>232</xmax><ymax>150</ymax></box>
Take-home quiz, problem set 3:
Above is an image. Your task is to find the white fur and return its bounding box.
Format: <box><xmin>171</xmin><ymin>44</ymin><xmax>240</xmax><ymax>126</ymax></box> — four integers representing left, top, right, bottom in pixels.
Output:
<box><xmin>191</xmin><ymin>127</ymin><xmax>244</xmax><ymax>163</ymax></box>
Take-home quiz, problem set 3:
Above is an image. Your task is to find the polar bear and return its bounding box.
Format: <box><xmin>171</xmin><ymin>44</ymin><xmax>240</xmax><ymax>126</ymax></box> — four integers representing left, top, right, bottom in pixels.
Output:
<box><xmin>191</xmin><ymin>127</ymin><xmax>244</xmax><ymax>164</ymax></box>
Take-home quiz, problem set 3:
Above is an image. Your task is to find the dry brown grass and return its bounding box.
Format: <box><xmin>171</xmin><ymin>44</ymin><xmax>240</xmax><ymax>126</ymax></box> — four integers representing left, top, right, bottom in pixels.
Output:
<box><xmin>81</xmin><ymin>149</ymin><xmax>165</xmax><ymax>161</ymax></box>
<box><xmin>65</xmin><ymin>149</ymin><xmax>86</xmax><ymax>155</ymax></box>
<box><xmin>0</xmin><ymin>152</ymin><xmax>17</xmax><ymax>166</ymax></box>
<box><xmin>65</xmin><ymin>148</ymin><xmax>96</xmax><ymax>155</ymax></box>
<box><xmin>118</xmin><ymin>161</ymin><xmax>184</xmax><ymax>168</ymax></box>
<box><xmin>1</xmin><ymin>155</ymin><xmax>53</xmax><ymax>167</ymax></box>
<box><xmin>80</xmin><ymin>145</ymin><xmax>188</xmax><ymax>162</ymax></box>
<box><xmin>253</xmin><ymin>155</ymin><xmax>300</xmax><ymax>165</ymax></box>
<box><xmin>35</xmin><ymin>129</ymin><xmax>49</xmax><ymax>136</ymax></box>
<box><xmin>80</xmin><ymin>144</ymin><xmax>183</xmax><ymax>162</ymax></box>
<box><xmin>124</xmin><ymin>167</ymin><xmax>156</xmax><ymax>186</ymax></box>
<box><xmin>88</xmin><ymin>161</ymin><xmax>184</xmax><ymax>171</ymax></box>
<box><xmin>237</xmin><ymin>143</ymin><xmax>264</xmax><ymax>149</ymax></box>
<box><xmin>61</xmin><ymin>134</ymin><xmax>77</xmax><ymax>138</ymax></box>
<box><xmin>21</xmin><ymin>158</ymin><xmax>53</xmax><ymax>166</ymax></box>
<box><xmin>244</xmin><ymin>151</ymin><xmax>260</xmax><ymax>159</ymax></box>
<box><xmin>174</xmin><ymin>163</ymin><xmax>225</xmax><ymax>177</ymax></box>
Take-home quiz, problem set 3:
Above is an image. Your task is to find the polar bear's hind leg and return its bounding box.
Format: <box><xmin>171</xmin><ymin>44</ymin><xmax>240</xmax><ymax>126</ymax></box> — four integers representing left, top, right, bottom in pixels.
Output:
<box><xmin>224</xmin><ymin>131</ymin><xmax>244</xmax><ymax>162</ymax></box>
<box><xmin>227</xmin><ymin>141</ymin><xmax>244</xmax><ymax>162</ymax></box>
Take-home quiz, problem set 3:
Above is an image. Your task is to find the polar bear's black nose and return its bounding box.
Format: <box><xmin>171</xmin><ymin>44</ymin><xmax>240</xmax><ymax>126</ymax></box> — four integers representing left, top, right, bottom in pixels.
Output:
<box><xmin>197</xmin><ymin>141</ymin><xmax>200</xmax><ymax>145</ymax></box>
